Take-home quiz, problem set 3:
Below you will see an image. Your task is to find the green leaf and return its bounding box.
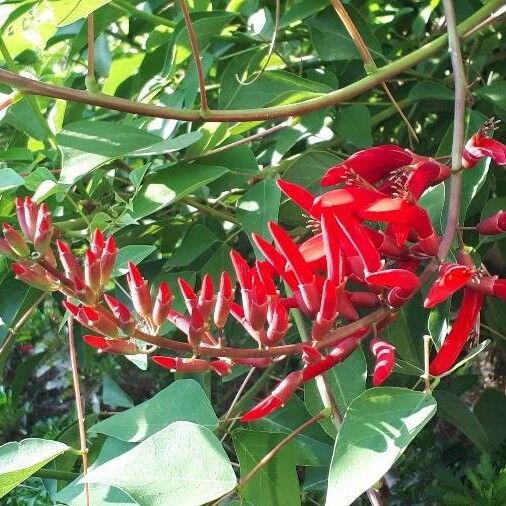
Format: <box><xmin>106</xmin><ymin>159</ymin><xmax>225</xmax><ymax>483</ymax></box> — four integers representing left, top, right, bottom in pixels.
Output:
<box><xmin>0</xmin><ymin>438</ymin><xmax>69</xmax><ymax>498</ymax></box>
<box><xmin>130</xmin><ymin>163</ymin><xmax>228</xmax><ymax>219</ymax></box>
<box><xmin>280</xmin><ymin>0</ymin><xmax>331</xmax><ymax>28</ymax></box>
<box><xmin>304</xmin><ymin>347</ymin><xmax>367</xmax><ymax>437</ymax></box>
<box><xmin>474</xmin><ymin>388</ymin><xmax>506</xmax><ymax>450</ymax></box>
<box><xmin>166</xmin><ymin>224</ymin><xmax>218</xmax><ymax>267</ymax></box>
<box><xmin>58</xmin><ymin>147</ymin><xmax>110</xmax><ymax>186</ymax></box>
<box><xmin>475</xmin><ymin>81</ymin><xmax>506</xmax><ymax>111</ymax></box>
<box><xmin>252</xmin><ymin>396</ymin><xmax>333</xmax><ymax>466</ymax></box>
<box><xmin>0</xmin><ymin>168</ymin><xmax>23</xmax><ymax>193</ymax></box>
<box><xmin>85</xmin><ymin>421</ymin><xmax>237</xmax><ymax>506</ymax></box>
<box><xmin>335</xmin><ymin>105</ymin><xmax>372</xmax><ymax>148</ymax></box>
<box><xmin>48</xmin><ymin>0</ymin><xmax>113</xmax><ymax>26</ymax></box>
<box><xmin>433</xmin><ymin>390</ymin><xmax>491</xmax><ymax>452</ymax></box>
<box><xmin>326</xmin><ymin>387</ymin><xmax>436</xmax><ymax>505</ymax></box>
<box><xmin>88</xmin><ymin>379</ymin><xmax>218</xmax><ymax>442</ymax></box>
<box><xmin>233</xmin><ymin>430</ymin><xmax>301</xmax><ymax>506</ymax></box>
<box><xmin>4</xmin><ymin>99</ymin><xmax>50</xmax><ymax>141</ymax></box>
<box><xmin>237</xmin><ymin>179</ymin><xmax>281</xmax><ymax>258</ymax></box>
<box><xmin>129</xmin><ymin>132</ymin><xmax>203</xmax><ymax>156</ymax></box>
<box><xmin>113</xmin><ymin>245</ymin><xmax>157</xmax><ymax>277</ymax></box>
<box><xmin>102</xmin><ymin>373</ymin><xmax>134</xmax><ymax>409</ymax></box>
<box><xmin>408</xmin><ymin>81</ymin><xmax>454</xmax><ymax>102</ymax></box>
<box><xmin>56</xmin><ymin>120</ymin><xmax>161</xmax><ymax>157</ymax></box>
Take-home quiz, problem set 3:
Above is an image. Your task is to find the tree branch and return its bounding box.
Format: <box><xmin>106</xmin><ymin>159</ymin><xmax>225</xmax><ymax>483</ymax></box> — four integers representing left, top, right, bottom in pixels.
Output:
<box><xmin>438</xmin><ymin>0</ymin><xmax>469</xmax><ymax>260</ymax></box>
<box><xmin>177</xmin><ymin>0</ymin><xmax>208</xmax><ymax>112</ymax></box>
<box><xmin>0</xmin><ymin>0</ymin><xmax>501</xmax><ymax>122</ymax></box>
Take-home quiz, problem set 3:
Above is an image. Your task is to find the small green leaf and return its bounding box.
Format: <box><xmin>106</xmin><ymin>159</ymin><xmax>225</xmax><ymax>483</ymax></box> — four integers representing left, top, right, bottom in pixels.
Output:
<box><xmin>113</xmin><ymin>245</ymin><xmax>157</xmax><ymax>277</ymax></box>
<box><xmin>326</xmin><ymin>388</ymin><xmax>436</xmax><ymax>505</ymax></box>
<box><xmin>335</xmin><ymin>105</ymin><xmax>373</xmax><ymax>149</ymax></box>
<box><xmin>88</xmin><ymin>379</ymin><xmax>218</xmax><ymax>442</ymax></box>
<box><xmin>85</xmin><ymin>421</ymin><xmax>237</xmax><ymax>506</ymax></box>
<box><xmin>0</xmin><ymin>168</ymin><xmax>23</xmax><ymax>193</ymax></box>
<box><xmin>129</xmin><ymin>132</ymin><xmax>203</xmax><ymax>156</ymax></box>
<box><xmin>48</xmin><ymin>0</ymin><xmax>113</xmax><ymax>26</ymax></box>
<box><xmin>0</xmin><ymin>438</ymin><xmax>70</xmax><ymax>498</ymax></box>
<box><xmin>102</xmin><ymin>373</ymin><xmax>134</xmax><ymax>409</ymax></box>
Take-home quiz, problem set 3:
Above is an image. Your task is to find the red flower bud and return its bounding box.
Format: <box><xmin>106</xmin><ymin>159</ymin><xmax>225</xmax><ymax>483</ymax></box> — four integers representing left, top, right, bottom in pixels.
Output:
<box><xmin>370</xmin><ymin>338</ymin><xmax>395</xmax><ymax>386</ymax></box>
<box><xmin>56</xmin><ymin>239</ymin><xmax>83</xmax><ymax>282</ymax></box>
<box><xmin>266</xmin><ymin>302</ymin><xmax>289</xmax><ymax>345</ymax></box>
<box><xmin>84</xmin><ymin>249</ymin><xmax>101</xmax><ymax>292</ymax></box>
<box><xmin>12</xmin><ymin>261</ymin><xmax>59</xmax><ymax>291</ymax></box>
<box><xmin>366</xmin><ymin>268</ymin><xmax>420</xmax><ymax>307</ymax></box>
<box><xmin>242</xmin><ymin>274</ymin><xmax>268</xmax><ymax>331</ymax></box>
<box><xmin>233</xmin><ymin>357</ymin><xmax>273</xmax><ymax>368</ymax></box>
<box><xmin>178</xmin><ymin>277</ymin><xmax>198</xmax><ymax>313</ymax></box>
<box><xmin>91</xmin><ymin>229</ymin><xmax>105</xmax><ymax>257</ymax></box>
<box><xmin>321</xmin><ymin>211</ymin><xmax>345</xmax><ymax>285</ymax></box>
<box><xmin>15</xmin><ymin>197</ymin><xmax>30</xmax><ymax>239</ymax></box>
<box><xmin>33</xmin><ymin>204</ymin><xmax>52</xmax><ymax>254</ymax></box>
<box><xmin>188</xmin><ymin>307</ymin><xmax>206</xmax><ymax>347</ymax></box>
<box><xmin>255</xmin><ymin>260</ymin><xmax>277</xmax><ymax>297</ymax></box>
<box><xmin>0</xmin><ymin>237</ymin><xmax>16</xmax><ymax>259</ymax></box>
<box><xmin>152</xmin><ymin>281</ymin><xmax>172</xmax><ymax>327</ymax></box>
<box><xmin>127</xmin><ymin>262</ymin><xmax>152</xmax><ymax>318</ymax></box>
<box><xmin>214</xmin><ymin>272</ymin><xmax>233</xmax><ymax>329</ymax></box>
<box><xmin>302</xmin><ymin>344</ymin><xmax>323</xmax><ymax>364</ymax></box>
<box><xmin>100</xmin><ymin>236</ymin><xmax>117</xmax><ymax>285</ymax></box>
<box><xmin>349</xmin><ymin>291</ymin><xmax>380</xmax><ymax>308</ymax></box>
<box><xmin>82</xmin><ymin>306</ymin><xmax>119</xmax><ymax>337</ymax></box>
<box><xmin>210</xmin><ymin>359</ymin><xmax>232</xmax><ymax>376</ymax></box>
<box><xmin>73</xmin><ymin>276</ymin><xmax>95</xmax><ymax>303</ymax></box>
<box><xmin>311</xmin><ymin>279</ymin><xmax>338</xmax><ymax>341</ymax></box>
<box><xmin>3</xmin><ymin>223</ymin><xmax>29</xmax><ymax>257</ymax></box>
<box><xmin>23</xmin><ymin>197</ymin><xmax>37</xmax><ymax>240</ymax></box>
<box><xmin>198</xmin><ymin>274</ymin><xmax>214</xmax><ymax>319</ymax></box>
<box><xmin>240</xmin><ymin>370</ymin><xmax>303</xmax><ymax>422</ymax></box>
<box><xmin>83</xmin><ymin>335</ymin><xmax>139</xmax><ymax>354</ymax></box>
<box><xmin>230</xmin><ymin>250</ymin><xmax>252</xmax><ymax>290</ymax></box>
<box><xmin>429</xmin><ymin>289</ymin><xmax>483</xmax><ymax>376</ymax></box>
<box><xmin>476</xmin><ymin>210</ymin><xmax>506</xmax><ymax>235</ymax></box>
<box><xmin>104</xmin><ymin>294</ymin><xmax>133</xmax><ymax>327</ymax></box>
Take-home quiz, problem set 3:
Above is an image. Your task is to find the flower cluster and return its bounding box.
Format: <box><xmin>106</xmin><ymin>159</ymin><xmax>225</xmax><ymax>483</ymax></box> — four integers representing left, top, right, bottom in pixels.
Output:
<box><xmin>3</xmin><ymin>124</ymin><xmax>506</xmax><ymax>422</ymax></box>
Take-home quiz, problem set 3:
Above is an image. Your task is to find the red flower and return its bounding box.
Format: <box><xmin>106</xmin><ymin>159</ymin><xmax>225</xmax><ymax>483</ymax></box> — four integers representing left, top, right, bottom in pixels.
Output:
<box><xmin>127</xmin><ymin>262</ymin><xmax>152</xmax><ymax>318</ymax></box>
<box><xmin>365</xmin><ymin>268</ymin><xmax>420</xmax><ymax>307</ymax></box>
<box><xmin>429</xmin><ymin>289</ymin><xmax>483</xmax><ymax>376</ymax></box>
<box><xmin>476</xmin><ymin>210</ymin><xmax>506</xmax><ymax>235</ymax></box>
<box><xmin>153</xmin><ymin>282</ymin><xmax>172</xmax><ymax>327</ymax></box>
<box><xmin>311</xmin><ymin>187</ymin><xmax>382</xmax><ymax>218</ymax></box>
<box><xmin>276</xmin><ymin>180</ymin><xmax>315</xmax><ymax>215</ymax></box>
<box><xmin>84</xmin><ymin>335</ymin><xmax>140</xmax><ymax>355</ymax></box>
<box><xmin>462</xmin><ymin>128</ymin><xmax>506</xmax><ymax>169</ymax></box>
<box><xmin>424</xmin><ymin>263</ymin><xmax>475</xmax><ymax>308</ymax></box>
<box><xmin>214</xmin><ymin>272</ymin><xmax>233</xmax><ymax>329</ymax></box>
<box><xmin>321</xmin><ymin>145</ymin><xmax>413</xmax><ymax>186</ymax></box>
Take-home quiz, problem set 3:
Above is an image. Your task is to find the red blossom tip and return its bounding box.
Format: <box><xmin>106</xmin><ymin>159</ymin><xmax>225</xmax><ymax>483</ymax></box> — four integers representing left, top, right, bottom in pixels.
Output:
<box><xmin>62</xmin><ymin>300</ymin><xmax>80</xmax><ymax>317</ymax></box>
<box><xmin>230</xmin><ymin>250</ymin><xmax>252</xmax><ymax>289</ymax></box>
<box><xmin>127</xmin><ymin>261</ymin><xmax>143</xmax><ymax>287</ymax></box>
<box><xmin>276</xmin><ymin>179</ymin><xmax>314</xmax><ymax>214</ymax></box>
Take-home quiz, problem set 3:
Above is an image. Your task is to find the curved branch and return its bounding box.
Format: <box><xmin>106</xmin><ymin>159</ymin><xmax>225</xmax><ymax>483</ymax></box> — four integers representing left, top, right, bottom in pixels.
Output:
<box><xmin>0</xmin><ymin>0</ymin><xmax>501</xmax><ymax>122</ymax></box>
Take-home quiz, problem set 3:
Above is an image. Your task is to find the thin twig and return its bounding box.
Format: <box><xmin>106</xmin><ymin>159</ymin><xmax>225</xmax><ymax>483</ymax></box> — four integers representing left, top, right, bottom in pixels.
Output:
<box><xmin>329</xmin><ymin>0</ymin><xmax>418</xmax><ymax>142</ymax></box>
<box><xmin>177</xmin><ymin>0</ymin><xmax>208</xmax><ymax>112</ymax></box>
<box><xmin>67</xmin><ymin>316</ymin><xmax>90</xmax><ymax>506</ymax></box>
<box><xmin>0</xmin><ymin>0</ymin><xmax>500</xmax><ymax>122</ymax></box>
<box><xmin>438</xmin><ymin>0</ymin><xmax>469</xmax><ymax>261</ymax></box>
<box><xmin>422</xmin><ymin>334</ymin><xmax>432</xmax><ymax>394</ymax></box>
<box><xmin>185</xmin><ymin>120</ymin><xmax>291</xmax><ymax>161</ymax></box>
<box><xmin>86</xmin><ymin>15</ymin><xmax>94</xmax><ymax>81</ymax></box>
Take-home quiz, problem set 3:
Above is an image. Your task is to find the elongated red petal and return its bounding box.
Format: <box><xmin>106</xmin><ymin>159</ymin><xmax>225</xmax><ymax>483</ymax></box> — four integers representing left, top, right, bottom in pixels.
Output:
<box><xmin>178</xmin><ymin>278</ymin><xmax>198</xmax><ymax>313</ymax></box>
<box><xmin>462</xmin><ymin>132</ymin><xmax>506</xmax><ymax>169</ymax></box>
<box><xmin>152</xmin><ymin>356</ymin><xmax>211</xmax><ymax>373</ymax></box>
<box><xmin>230</xmin><ymin>250</ymin><xmax>252</xmax><ymax>289</ymax></box>
<box><xmin>276</xmin><ymin>180</ymin><xmax>314</xmax><ymax>215</ymax></box>
<box><xmin>370</xmin><ymin>338</ymin><xmax>395</xmax><ymax>386</ymax></box>
<box><xmin>423</xmin><ymin>263</ymin><xmax>474</xmax><ymax>308</ymax></box>
<box><xmin>321</xmin><ymin>211</ymin><xmax>344</xmax><ymax>285</ymax></box>
<box><xmin>268</xmin><ymin>222</ymin><xmax>313</xmax><ymax>285</ymax></box>
<box><xmin>476</xmin><ymin>210</ymin><xmax>506</xmax><ymax>235</ymax></box>
<box><xmin>429</xmin><ymin>289</ymin><xmax>483</xmax><ymax>376</ymax></box>
<box><xmin>312</xmin><ymin>187</ymin><xmax>382</xmax><ymax>217</ymax></box>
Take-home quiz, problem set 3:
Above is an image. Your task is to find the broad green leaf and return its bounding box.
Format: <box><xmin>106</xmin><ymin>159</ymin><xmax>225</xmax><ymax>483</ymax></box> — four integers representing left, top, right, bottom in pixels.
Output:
<box><xmin>305</xmin><ymin>347</ymin><xmax>367</xmax><ymax>437</ymax></box>
<box><xmin>171</xmin><ymin>12</ymin><xmax>234</xmax><ymax>66</ymax></box>
<box><xmin>408</xmin><ymin>81</ymin><xmax>454</xmax><ymax>101</ymax></box>
<box><xmin>326</xmin><ymin>388</ymin><xmax>436</xmax><ymax>505</ymax></box>
<box><xmin>129</xmin><ymin>132</ymin><xmax>203</xmax><ymax>156</ymax></box>
<box><xmin>439</xmin><ymin>339</ymin><xmax>490</xmax><ymax>377</ymax></box>
<box><xmin>56</xmin><ymin>437</ymin><xmax>137</xmax><ymax>505</ymax></box>
<box><xmin>252</xmin><ymin>396</ymin><xmax>334</xmax><ymax>466</ymax></box>
<box><xmin>48</xmin><ymin>0</ymin><xmax>113</xmax><ymax>26</ymax></box>
<box><xmin>85</xmin><ymin>421</ymin><xmax>237</xmax><ymax>506</ymax></box>
<box><xmin>56</xmin><ymin>121</ymin><xmax>161</xmax><ymax>157</ymax></box>
<box><xmin>59</xmin><ymin>147</ymin><xmax>110</xmax><ymax>185</ymax></box>
<box><xmin>0</xmin><ymin>168</ymin><xmax>23</xmax><ymax>193</ymax></box>
<box><xmin>306</xmin><ymin>6</ymin><xmax>382</xmax><ymax>61</ymax></box>
<box><xmin>280</xmin><ymin>0</ymin><xmax>330</xmax><ymax>27</ymax></box>
<box><xmin>0</xmin><ymin>438</ymin><xmax>69</xmax><ymax>498</ymax></box>
<box><xmin>113</xmin><ymin>245</ymin><xmax>157</xmax><ymax>277</ymax></box>
<box><xmin>335</xmin><ymin>105</ymin><xmax>372</xmax><ymax>148</ymax></box>
<box><xmin>237</xmin><ymin>179</ymin><xmax>281</xmax><ymax>258</ymax></box>
<box><xmin>130</xmin><ymin>163</ymin><xmax>228</xmax><ymax>219</ymax></box>
<box><xmin>474</xmin><ymin>388</ymin><xmax>506</xmax><ymax>450</ymax></box>
<box><xmin>475</xmin><ymin>81</ymin><xmax>506</xmax><ymax>111</ymax></box>
<box><xmin>433</xmin><ymin>390</ymin><xmax>491</xmax><ymax>452</ymax></box>
<box><xmin>233</xmin><ymin>430</ymin><xmax>301</xmax><ymax>506</ymax></box>
<box><xmin>102</xmin><ymin>373</ymin><xmax>134</xmax><ymax>409</ymax></box>
<box><xmin>419</xmin><ymin>182</ymin><xmax>445</xmax><ymax>235</ymax></box>
<box><xmin>166</xmin><ymin>224</ymin><xmax>218</xmax><ymax>267</ymax></box>
<box><xmin>88</xmin><ymin>379</ymin><xmax>218</xmax><ymax>442</ymax></box>
<box><xmin>4</xmin><ymin>99</ymin><xmax>50</xmax><ymax>141</ymax></box>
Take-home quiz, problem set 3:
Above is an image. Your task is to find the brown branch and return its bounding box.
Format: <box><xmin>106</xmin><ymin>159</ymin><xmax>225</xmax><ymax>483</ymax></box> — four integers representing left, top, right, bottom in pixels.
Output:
<box><xmin>438</xmin><ymin>0</ymin><xmax>469</xmax><ymax>260</ymax></box>
<box><xmin>329</xmin><ymin>0</ymin><xmax>418</xmax><ymax>142</ymax></box>
<box><xmin>0</xmin><ymin>0</ymin><xmax>500</xmax><ymax>122</ymax></box>
<box><xmin>177</xmin><ymin>0</ymin><xmax>208</xmax><ymax>112</ymax></box>
<box><xmin>67</xmin><ymin>316</ymin><xmax>90</xmax><ymax>506</ymax></box>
